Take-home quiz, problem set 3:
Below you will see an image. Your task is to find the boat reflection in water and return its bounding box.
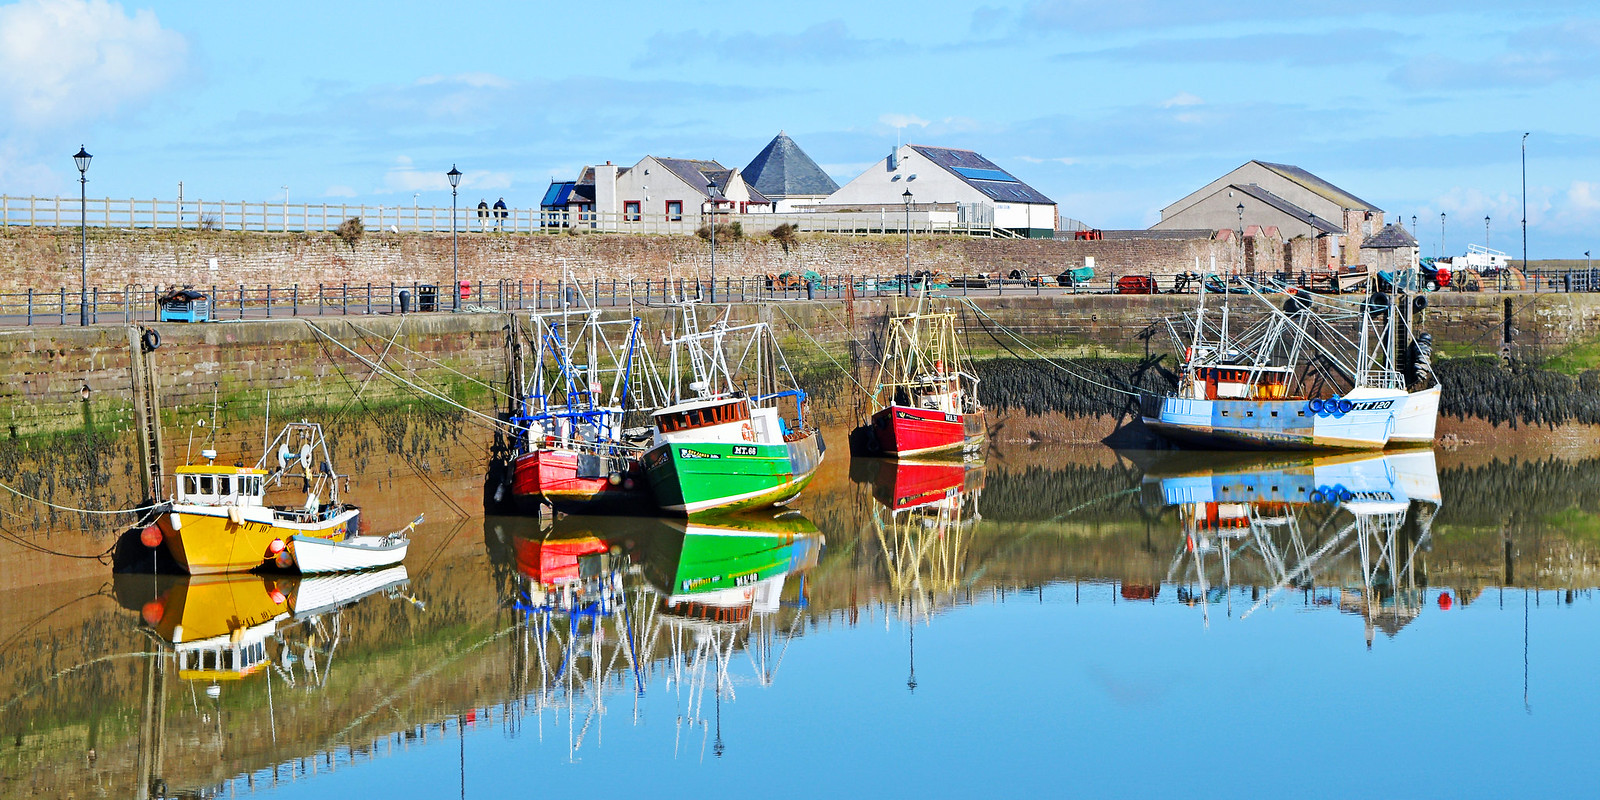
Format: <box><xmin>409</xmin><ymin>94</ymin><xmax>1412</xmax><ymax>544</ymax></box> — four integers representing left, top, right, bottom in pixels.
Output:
<box><xmin>119</xmin><ymin>566</ymin><xmax>414</xmax><ymax>689</ymax></box>
<box><xmin>110</xmin><ymin>567</ymin><xmax>415</xmax><ymax>798</ymax></box>
<box><xmin>1146</xmin><ymin>449</ymin><xmax>1441</xmax><ymax>643</ymax></box>
<box><xmin>486</xmin><ymin>509</ymin><xmax>822</xmax><ymax>759</ymax></box>
<box><xmin>860</xmin><ymin>457</ymin><xmax>984</xmax><ymax>623</ymax></box>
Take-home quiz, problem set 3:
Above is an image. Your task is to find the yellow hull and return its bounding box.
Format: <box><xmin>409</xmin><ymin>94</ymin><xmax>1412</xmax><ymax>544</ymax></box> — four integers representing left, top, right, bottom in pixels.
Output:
<box><xmin>159</xmin><ymin>507</ymin><xmax>358</xmax><ymax>575</ymax></box>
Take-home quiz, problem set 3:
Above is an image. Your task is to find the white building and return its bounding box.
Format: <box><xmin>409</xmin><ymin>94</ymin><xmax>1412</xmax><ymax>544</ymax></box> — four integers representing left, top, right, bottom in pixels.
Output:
<box><xmin>823</xmin><ymin>144</ymin><xmax>1058</xmax><ymax>238</ymax></box>
<box><xmin>551</xmin><ymin>156</ymin><xmax>770</xmax><ymax>231</ymax></box>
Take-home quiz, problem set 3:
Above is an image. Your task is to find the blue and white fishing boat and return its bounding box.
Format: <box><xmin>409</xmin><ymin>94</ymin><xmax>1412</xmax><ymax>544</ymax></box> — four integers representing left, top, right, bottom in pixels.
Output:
<box><xmin>1142</xmin><ymin>272</ymin><xmax>1439</xmax><ymax>450</ymax></box>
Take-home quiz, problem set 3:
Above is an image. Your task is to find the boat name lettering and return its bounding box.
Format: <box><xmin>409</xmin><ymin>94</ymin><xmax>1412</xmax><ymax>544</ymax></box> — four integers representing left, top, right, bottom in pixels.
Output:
<box><xmin>681</xmin><ymin>576</ymin><xmax>719</xmax><ymax>591</ymax></box>
<box><xmin>1348</xmin><ymin>400</ymin><xmax>1394</xmax><ymax>411</ymax></box>
<box><xmin>734</xmin><ymin>572</ymin><xmax>760</xmax><ymax>587</ymax></box>
<box><xmin>679</xmin><ymin>448</ymin><xmax>720</xmax><ymax>460</ymax></box>
<box><xmin>732</xmin><ymin>445</ymin><xmax>758</xmax><ymax>456</ymax></box>
<box><xmin>945</xmin><ymin>412</ymin><xmax>958</xmax><ymax>422</ymax></box>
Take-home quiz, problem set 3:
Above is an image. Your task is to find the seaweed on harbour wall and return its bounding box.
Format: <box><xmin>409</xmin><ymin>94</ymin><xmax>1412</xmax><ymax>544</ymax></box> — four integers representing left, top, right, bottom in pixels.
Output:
<box><xmin>1435</xmin><ymin>358</ymin><xmax>1600</xmax><ymax>428</ymax></box>
<box><xmin>0</xmin><ymin>429</ymin><xmax>137</xmax><ymax>533</ymax></box>
<box><xmin>970</xmin><ymin>357</ymin><xmax>1172</xmax><ymax>419</ymax></box>
<box><xmin>1433</xmin><ymin>456</ymin><xmax>1600</xmax><ymax>528</ymax></box>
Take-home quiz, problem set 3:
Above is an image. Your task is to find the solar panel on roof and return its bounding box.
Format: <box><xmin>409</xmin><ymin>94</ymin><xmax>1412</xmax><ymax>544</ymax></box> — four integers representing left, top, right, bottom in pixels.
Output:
<box><xmin>954</xmin><ymin>167</ymin><xmax>1016</xmax><ymax>182</ymax></box>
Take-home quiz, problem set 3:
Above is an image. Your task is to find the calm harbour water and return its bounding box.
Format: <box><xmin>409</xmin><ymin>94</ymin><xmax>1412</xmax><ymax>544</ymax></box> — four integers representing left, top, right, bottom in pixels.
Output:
<box><xmin>6</xmin><ymin>444</ymin><xmax>1600</xmax><ymax>797</ymax></box>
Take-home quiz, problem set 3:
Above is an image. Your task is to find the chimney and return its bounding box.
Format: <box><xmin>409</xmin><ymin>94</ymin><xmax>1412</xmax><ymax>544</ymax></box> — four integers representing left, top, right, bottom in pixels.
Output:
<box><xmin>594</xmin><ymin>162</ymin><xmax>619</xmax><ymax>230</ymax></box>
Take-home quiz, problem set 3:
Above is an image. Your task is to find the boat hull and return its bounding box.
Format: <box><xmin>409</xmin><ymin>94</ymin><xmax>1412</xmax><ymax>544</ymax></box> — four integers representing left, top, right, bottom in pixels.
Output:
<box><xmin>159</xmin><ymin>505</ymin><xmax>359</xmax><ymax>575</ymax></box>
<box><xmin>509</xmin><ymin>447</ymin><xmax>649</xmax><ymax>514</ymax></box>
<box><xmin>1142</xmin><ymin>393</ymin><xmax>1406</xmax><ymax>451</ymax></box>
<box><xmin>644</xmin><ymin>433</ymin><xmax>826</xmax><ymax>515</ymax></box>
<box><xmin>1388</xmin><ymin>386</ymin><xmax>1441</xmax><ymax>444</ymax></box>
<box><xmin>870</xmin><ymin>405</ymin><xmax>984</xmax><ymax>458</ymax></box>
<box><xmin>287</xmin><ymin>534</ymin><xmax>407</xmax><ymax>574</ymax></box>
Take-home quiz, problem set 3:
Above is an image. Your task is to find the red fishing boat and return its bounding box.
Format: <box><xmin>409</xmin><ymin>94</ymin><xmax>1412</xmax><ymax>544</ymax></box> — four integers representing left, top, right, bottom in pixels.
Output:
<box><xmin>500</xmin><ymin>294</ymin><xmax>655</xmax><ymax>515</ymax></box>
<box><xmin>866</xmin><ymin>298</ymin><xmax>984</xmax><ymax>459</ymax></box>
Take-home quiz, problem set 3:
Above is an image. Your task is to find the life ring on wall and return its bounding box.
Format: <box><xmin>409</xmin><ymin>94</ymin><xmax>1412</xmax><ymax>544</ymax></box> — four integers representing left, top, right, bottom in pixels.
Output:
<box><xmin>141</xmin><ymin>328</ymin><xmax>161</xmax><ymax>352</ymax></box>
<box><xmin>740</xmin><ymin>422</ymin><xmax>755</xmax><ymax>442</ymax></box>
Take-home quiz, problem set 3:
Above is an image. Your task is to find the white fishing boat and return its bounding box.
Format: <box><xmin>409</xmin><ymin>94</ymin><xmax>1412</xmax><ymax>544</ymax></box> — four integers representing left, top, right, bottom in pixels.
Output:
<box><xmin>283</xmin><ymin>514</ymin><xmax>420</xmax><ymax>574</ymax></box>
<box><xmin>1142</xmin><ymin>269</ymin><xmax>1439</xmax><ymax>450</ymax></box>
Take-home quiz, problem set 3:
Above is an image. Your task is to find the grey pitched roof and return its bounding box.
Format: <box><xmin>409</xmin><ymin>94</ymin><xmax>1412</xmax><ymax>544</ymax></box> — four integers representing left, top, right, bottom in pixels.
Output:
<box><xmin>908</xmin><ymin>145</ymin><xmax>1054</xmax><ymax>205</ymax></box>
<box><xmin>1361</xmin><ymin>223</ymin><xmax>1417</xmax><ymax>249</ymax></box>
<box><xmin>654</xmin><ymin>158</ymin><xmax>727</xmax><ymax>197</ymax></box>
<box><xmin>743</xmin><ymin>132</ymin><xmax>840</xmax><ymax>198</ymax></box>
<box><xmin>1232</xmin><ymin>183</ymin><xmax>1345</xmax><ymax>234</ymax></box>
<box><xmin>1256</xmin><ymin>161</ymin><xmax>1381</xmax><ymax>213</ymax></box>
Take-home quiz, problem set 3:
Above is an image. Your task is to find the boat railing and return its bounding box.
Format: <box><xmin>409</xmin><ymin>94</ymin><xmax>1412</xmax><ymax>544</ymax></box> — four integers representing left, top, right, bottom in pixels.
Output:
<box><xmin>1358</xmin><ymin>370</ymin><xmax>1407</xmax><ymax>390</ymax></box>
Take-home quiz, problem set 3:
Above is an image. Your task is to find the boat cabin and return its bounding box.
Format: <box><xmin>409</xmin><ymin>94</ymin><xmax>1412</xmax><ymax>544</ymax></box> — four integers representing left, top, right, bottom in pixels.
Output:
<box><xmin>175</xmin><ymin>466</ymin><xmax>269</xmax><ymax>507</ymax></box>
<box><xmin>172</xmin><ymin>616</ymin><xmax>281</xmax><ymax>682</ymax></box>
<box><xmin>1186</xmin><ymin>365</ymin><xmax>1295</xmax><ymax>401</ymax></box>
<box><xmin>653</xmin><ymin>397</ymin><xmax>787</xmax><ymax>445</ymax></box>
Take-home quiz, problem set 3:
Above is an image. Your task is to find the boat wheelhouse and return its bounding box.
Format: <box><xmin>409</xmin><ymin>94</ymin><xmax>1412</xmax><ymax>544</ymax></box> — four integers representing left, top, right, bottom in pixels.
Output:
<box><xmin>155</xmin><ymin>421</ymin><xmax>361</xmax><ymax>574</ymax></box>
<box><xmin>866</xmin><ymin>295</ymin><xmax>984</xmax><ymax>459</ymax></box>
<box><xmin>641</xmin><ymin>303</ymin><xmax>826</xmax><ymax>516</ymax></box>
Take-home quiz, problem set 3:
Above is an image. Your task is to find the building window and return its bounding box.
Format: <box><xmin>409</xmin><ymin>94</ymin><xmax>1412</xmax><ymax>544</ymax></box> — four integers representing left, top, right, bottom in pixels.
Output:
<box><xmin>665</xmin><ymin>201</ymin><xmax>682</xmax><ymax>221</ymax></box>
<box><xmin>623</xmin><ymin>201</ymin><xmax>641</xmax><ymax>222</ymax></box>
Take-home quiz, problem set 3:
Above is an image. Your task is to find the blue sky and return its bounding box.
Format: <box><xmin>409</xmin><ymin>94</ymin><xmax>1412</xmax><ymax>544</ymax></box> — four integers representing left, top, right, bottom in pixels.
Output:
<box><xmin>2</xmin><ymin>0</ymin><xmax>1597</xmax><ymax>255</ymax></box>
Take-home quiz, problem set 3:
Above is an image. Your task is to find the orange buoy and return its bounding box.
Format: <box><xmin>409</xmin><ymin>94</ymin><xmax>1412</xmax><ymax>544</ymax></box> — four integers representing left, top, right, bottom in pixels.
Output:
<box><xmin>139</xmin><ymin>525</ymin><xmax>163</xmax><ymax>548</ymax></box>
<box><xmin>268</xmin><ymin>588</ymin><xmax>286</xmax><ymax>605</ymax></box>
<box><xmin>267</xmin><ymin>538</ymin><xmax>286</xmax><ymax>554</ymax></box>
<box><xmin>140</xmin><ymin>599</ymin><xmax>165</xmax><ymax>626</ymax></box>
<box><xmin>1438</xmin><ymin>592</ymin><xmax>1453</xmax><ymax>610</ymax></box>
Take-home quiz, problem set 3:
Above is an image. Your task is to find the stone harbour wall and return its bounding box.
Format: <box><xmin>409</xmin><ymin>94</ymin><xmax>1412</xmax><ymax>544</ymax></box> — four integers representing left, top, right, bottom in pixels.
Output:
<box><xmin>0</xmin><ymin>227</ymin><xmax>1245</xmax><ymax>293</ymax></box>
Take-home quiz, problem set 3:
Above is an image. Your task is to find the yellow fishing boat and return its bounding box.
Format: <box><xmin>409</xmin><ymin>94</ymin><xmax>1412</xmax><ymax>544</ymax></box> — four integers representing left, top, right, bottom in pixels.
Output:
<box><xmin>153</xmin><ymin>421</ymin><xmax>361</xmax><ymax>575</ymax></box>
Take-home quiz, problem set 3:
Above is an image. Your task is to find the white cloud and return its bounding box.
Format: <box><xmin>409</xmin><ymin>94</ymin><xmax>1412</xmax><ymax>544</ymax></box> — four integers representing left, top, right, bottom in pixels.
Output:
<box><xmin>377</xmin><ymin>156</ymin><xmax>509</xmax><ymax>195</ymax></box>
<box><xmin>0</xmin><ymin>0</ymin><xmax>187</xmax><ymax>128</ymax></box>
<box><xmin>879</xmin><ymin>113</ymin><xmax>930</xmax><ymax>129</ymax></box>
<box><xmin>415</xmin><ymin>72</ymin><xmax>513</xmax><ymax>89</ymax></box>
<box><xmin>1161</xmin><ymin>92</ymin><xmax>1204</xmax><ymax>108</ymax></box>
<box><xmin>323</xmin><ymin>185</ymin><xmax>357</xmax><ymax>198</ymax></box>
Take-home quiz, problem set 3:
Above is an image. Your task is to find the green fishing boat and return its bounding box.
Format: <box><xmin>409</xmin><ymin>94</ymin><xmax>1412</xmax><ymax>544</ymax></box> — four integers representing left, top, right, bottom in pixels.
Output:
<box><xmin>642</xmin><ymin>303</ymin><xmax>826</xmax><ymax>516</ymax></box>
<box><xmin>639</xmin><ymin>512</ymin><xmax>823</xmax><ymax>621</ymax></box>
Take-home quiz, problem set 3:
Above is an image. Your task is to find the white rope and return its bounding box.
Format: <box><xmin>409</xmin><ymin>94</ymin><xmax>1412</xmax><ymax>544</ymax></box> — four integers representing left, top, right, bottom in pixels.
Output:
<box><xmin>0</xmin><ymin>480</ymin><xmax>150</xmax><ymax>515</ymax></box>
<box><xmin>345</xmin><ymin>319</ymin><xmax>520</xmax><ymax>404</ymax></box>
<box><xmin>303</xmin><ymin>322</ymin><xmax>509</xmax><ymax>430</ymax></box>
<box><xmin>771</xmin><ymin>303</ymin><xmax>875</xmax><ymax>399</ymax></box>
<box><xmin>951</xmin><ymin>297</ymin><xmax>1143</xmax><ymax>398</ymax></box>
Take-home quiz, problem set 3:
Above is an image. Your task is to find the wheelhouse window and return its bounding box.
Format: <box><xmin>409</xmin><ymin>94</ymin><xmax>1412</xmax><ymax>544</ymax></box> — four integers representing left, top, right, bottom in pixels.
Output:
<box><xmin>623</xmin><ymin>201</ymin><xmax>642</xmax><ymax>222</ymax></box>
<box><xmin>666</xmin><ymin>201</ymin><xmax>682</xmax><ymax>221</ymax></box>
<box><xmin>657</xmin><ymin>401</ymin><xmax>750</xmax><ymax>434</ymax></box>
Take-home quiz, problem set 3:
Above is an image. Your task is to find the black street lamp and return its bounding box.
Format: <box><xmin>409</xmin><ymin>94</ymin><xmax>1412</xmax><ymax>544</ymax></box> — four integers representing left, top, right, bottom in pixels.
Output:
<box><xmin>1521</xmin><ymin>132</ymin><xmax>1530</xmax><ymax>272</ymax></box>
<box><xmin>903</xmin><ymin>189</ymin><xmax>913</xmax><ymax>282</ymax></box>
<box><xmin>1485</xmin><ymin>215</ymin><xmax>1491</xmax><ymax>251</ymax></box>
<box><xmin>74</xmin><ymin>146</ymin><xmax>91</xmax><ymax>326</ymax></box>
<box><xmin>707</xmin><ymin>179</ymin><xmax>722</xmax><ymax>302</ymax></box>
<box><xmin>447</xmin><ymin>165</ymin><xmax>462</xmax><ymax>311</ymax></box>
<box><xmin>1440</xmin><ymin>212</ymin><xmax>1446</xmax><ymax>259</ymax></box>
<box><xmin>1236</xmin><ymin>202</ymin><xmax>1245</xmax><ymax>274</ymax></box>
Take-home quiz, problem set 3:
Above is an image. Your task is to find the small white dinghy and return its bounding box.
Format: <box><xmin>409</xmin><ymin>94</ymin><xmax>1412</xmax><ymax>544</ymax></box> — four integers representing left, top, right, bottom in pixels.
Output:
<box><xmin>286</xmin><ymin>514</ymin><xmax>420</xmax><ymax>574</ymax></box>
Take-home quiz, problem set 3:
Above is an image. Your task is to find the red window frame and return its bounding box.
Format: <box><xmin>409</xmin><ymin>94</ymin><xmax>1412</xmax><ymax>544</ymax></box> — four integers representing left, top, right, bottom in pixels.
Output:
<box><xmin>666</xmin><ymin>200</ymin><xmax>682</xmax><ymax>221</ymax></box>
<box><xmin>623</xmin><ymin>201</ymin><xmax>641</xmax><ymax>222</ymax></box>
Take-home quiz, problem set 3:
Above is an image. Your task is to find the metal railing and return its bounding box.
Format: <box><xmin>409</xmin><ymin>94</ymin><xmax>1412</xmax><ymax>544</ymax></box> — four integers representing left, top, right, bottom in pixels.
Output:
<box><xmin>2</xmin><ymin>266</ymin><xmax>1594</xmax><ymax>329</ymax></box>
<box><xmin>0</xmin><ymin>195</ymin><xmax>1011</xmax><ymax>238</ymax></box>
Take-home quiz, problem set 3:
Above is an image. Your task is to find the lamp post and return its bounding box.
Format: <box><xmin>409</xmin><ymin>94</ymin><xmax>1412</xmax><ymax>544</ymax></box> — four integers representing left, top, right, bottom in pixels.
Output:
<box><xmin>706</xmin><ymin>179</ymin><xmax>722</xmax><ymax>302</ymax></box>
<box><xmin>903</xmin><ymin>188</ymin><xmax>913</xmax><ymax>277</ymax></box>
<box><xmin>1485</xmin><ymin>215</ymin><xmax>1491</xmax><ymax>251</ymax></box>
<box><xmin>1440</xmin><ymin>212</ymin><xmax>1446</xmax><ymax>260</ymax></box>
<box><xmin>1521</xmin><ymin>132</ymin><xmax>1530</xmax><ymax>272</ymax></box>
<box><xmin>74</xmin><ymin>146</ymin><xmax>91</xmax><ymax>326</ymax></box>
<box><xmin>1236</xmin><ymin>202</ymin><xmax>1245</xmax><ymax>275</ymax></box>
<box><xmin>447</xmin><ymin>165</ymin><xmax>461</xmax><ymax>311</ymax></box>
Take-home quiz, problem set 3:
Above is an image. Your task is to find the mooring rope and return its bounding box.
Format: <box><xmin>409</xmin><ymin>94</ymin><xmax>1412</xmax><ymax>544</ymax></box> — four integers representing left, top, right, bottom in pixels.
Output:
<box><xmin>0</xmin><ymin>479</ymin><xmax>150</xmax><ymax>516</ymax></box>
<box><xmin>345</xmin><ymin>319</ymin><xmax>520</xmax><ymax>405</ymax></box>
<box><xmin>771</xmin><ymin>303</ymin><xmax>876</xmax><ymax>400</ymax></box>
<box><xmin>303</xmin><ymin>321</ymin><xmax>508</xmax><ymax>430</ymax></box>
<box><xmin>953</xmin><ymin>297</ymin><xmax>1143</xmax><ymax>398</ymax></box>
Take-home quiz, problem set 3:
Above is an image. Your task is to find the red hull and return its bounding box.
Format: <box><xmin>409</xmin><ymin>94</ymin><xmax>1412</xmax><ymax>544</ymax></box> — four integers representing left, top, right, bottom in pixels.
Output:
<box><xmin>513</xmin><ymin>536</ymin><xmax>608</xmax><ymax>585</ymax></box>
<box><xmin>510</xmin><ymin>448</ymin><xmax>647</xmax><ymax>514</ymax></box>
<box><xmin>873</xmin><ymin>460</ymin><xmax>968</xmax><ymax>511</ymax></box>
<box><xmin>871</xmin><ymin>405</ymin><xmax>983</xmax><ymax>458</ymax></box>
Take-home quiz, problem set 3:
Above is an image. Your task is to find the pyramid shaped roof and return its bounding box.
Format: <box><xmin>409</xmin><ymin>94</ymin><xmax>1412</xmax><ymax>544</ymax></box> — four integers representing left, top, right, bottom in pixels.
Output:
<box><xmin>743</xmin><ymin>132</ymin><xmax>840</xmax><ymax>199</ymax></box>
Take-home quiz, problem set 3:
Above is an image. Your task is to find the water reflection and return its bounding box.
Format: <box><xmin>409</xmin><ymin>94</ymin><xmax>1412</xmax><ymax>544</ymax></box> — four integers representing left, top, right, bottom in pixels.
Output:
<box><xmin>9</xmin><ymin>445</ymin><xmax>1600</xmax><ymax>796</ymax></box>
<box><xmin>482</xmin><ymin>510</ymin><xmax>822</xmax><ymax>760</ymax></box>
<box><xmin>1143</xmin><ymin>450</ymin><xmax>1441</xmax><ymax>643</ymax></box>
